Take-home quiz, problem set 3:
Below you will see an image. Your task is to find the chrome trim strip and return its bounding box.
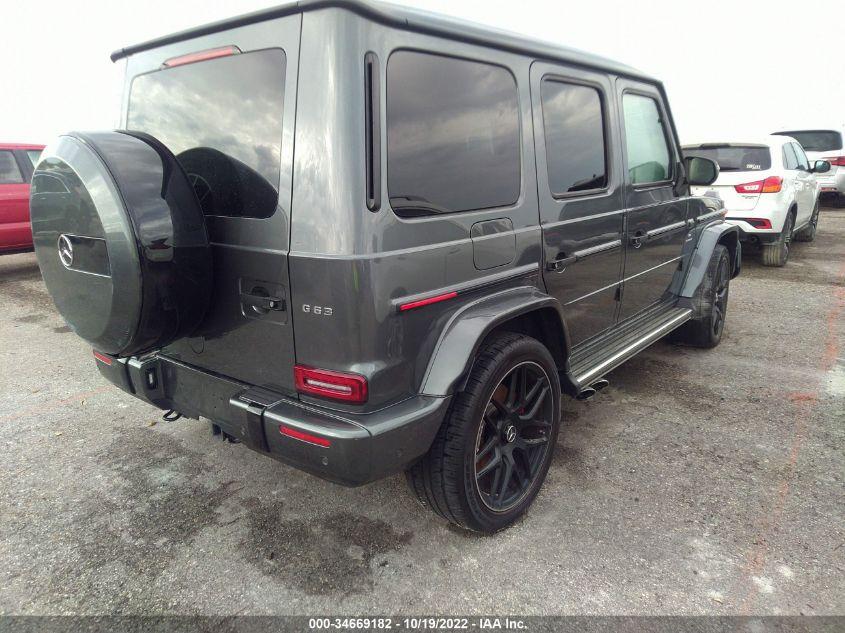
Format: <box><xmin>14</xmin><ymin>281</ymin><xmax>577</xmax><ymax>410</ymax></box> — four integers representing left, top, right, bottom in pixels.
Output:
<box><xmin>696</xmin><ymin>210</ymin><xmax>725</xmax><ymax>224</ymax></box>
<box><xmin>574</xmin><ymin>239</ymin><xmax>622</xmax><ymax>259</ymax></box>
<box><xmin>565</xmin><ymin>279</ymin><xmax>621</xmax><ymax>306</ymax></box>
<box><xmin>552</xmin><ymin>208</ymin><xmax>626</xmax><ymax>227</ymax></box>
<box><xmin>574</xmin><ymin>309</ymin><xmax>692</xmax><ymax>386</ymax></box>
<box><xmin>646</xmin><ymin>220</ymin><xmax>687</xmax><ymax>239</ymax></box>
<box><xmin>622</xmin><ymin>256</ymin><xmax>682</xmax><ymax>282</ymax></box>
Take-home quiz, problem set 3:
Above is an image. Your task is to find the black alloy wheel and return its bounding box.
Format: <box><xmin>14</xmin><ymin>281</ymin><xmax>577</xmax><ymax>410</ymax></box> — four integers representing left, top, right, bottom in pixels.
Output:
<box><xmin>710</xmin><ymin>253</ymin><xmax>730</xmax><ymax>339</ymax></box>
<box><xmin>474</xmin><ymin>361</ymin><xmax>555</xmax><ymax>513</ymax></box>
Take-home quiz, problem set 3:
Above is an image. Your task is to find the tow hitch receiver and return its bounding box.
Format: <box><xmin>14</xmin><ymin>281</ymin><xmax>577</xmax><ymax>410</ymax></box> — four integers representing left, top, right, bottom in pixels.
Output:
<box><xmin>229</xmin><ymin>387</ymin><xmax>285</xmax><ymax>453</ymax></box>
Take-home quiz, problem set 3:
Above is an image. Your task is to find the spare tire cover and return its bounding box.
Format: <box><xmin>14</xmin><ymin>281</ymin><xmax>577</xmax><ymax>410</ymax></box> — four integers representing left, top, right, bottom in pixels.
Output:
<box><xmin>30</xmin><ymin>131</ymin><xmax>212</xmax><ymax>357</ymax></box>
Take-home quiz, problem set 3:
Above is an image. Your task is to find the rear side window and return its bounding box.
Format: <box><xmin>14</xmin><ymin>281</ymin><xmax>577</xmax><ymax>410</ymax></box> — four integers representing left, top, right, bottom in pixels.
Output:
<box><xmin>783</xmin><ymin>143</ymin><xmax>799</xmax><ymax>170</ymax></box>
<box><xmin>0</xmin><ymin>151</ymin><xmax>24</xmax><ymax>184</ymax></box>
<box><xmin>775</xmin><ymin>130</ymin><xmax>843</xmax><ymax>152</ymax></box>
<box><xmin>622</xmin><ymin>94</ymin><xmax>673</xmax><ymax>184</ymax></box>
<box><xmin>386</xmin><ymin>51</ymin><xmax>520</xmax><ymax>216</ymax></box>
<box><xmin>128</xmin><ymin>49</ymin><xmax>286</xmax><ymax>219</ymax></box>
<box><xmin>541</xmin><ymin>80</ymin><xmax>607</xmax><ymax>195</ymax></box>
<box><xmin>683</xmin><ymin>146</ymin><xmax>771</xmax><ymax>172</ymax></box>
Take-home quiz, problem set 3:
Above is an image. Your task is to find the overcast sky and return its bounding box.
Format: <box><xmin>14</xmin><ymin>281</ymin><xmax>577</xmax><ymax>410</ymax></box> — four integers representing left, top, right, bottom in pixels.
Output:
<box><xmin>3</xmin><ymin>0</ymin><xmax>843</xmax><ymax>145</ymax></box>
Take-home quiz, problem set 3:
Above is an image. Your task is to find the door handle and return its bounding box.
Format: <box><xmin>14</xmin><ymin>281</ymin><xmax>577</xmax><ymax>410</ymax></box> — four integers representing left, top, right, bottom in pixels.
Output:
<box><xmin>241</xmin><ymin>291</ymin><xmax>286</xmax><ymax>312</ymax></box>
<box><xmin>630</xmin><ymin>230</ymin><xmax>646</xmax><ymax>248</ymax></box>
<box><xmin>545</xmin><ymin>253</ymin><xmax>577</xmax><ymax>272</ymax></box>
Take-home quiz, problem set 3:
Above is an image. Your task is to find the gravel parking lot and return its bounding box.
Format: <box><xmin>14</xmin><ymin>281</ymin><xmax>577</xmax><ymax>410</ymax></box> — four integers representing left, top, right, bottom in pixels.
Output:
<box><xmin>1</xmin><ymin>209</ymin><xmax>843</xmax><ymax>616</ymax></box>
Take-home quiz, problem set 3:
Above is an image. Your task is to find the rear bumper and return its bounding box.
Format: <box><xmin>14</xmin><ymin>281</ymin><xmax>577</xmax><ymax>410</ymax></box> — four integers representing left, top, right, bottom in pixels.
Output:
<box><xmin>94</xmin><ymin>352</ymin><xmax>450</xmax><ymax>486</ymax></box>
<box><xmin>724</xmin><ymin>219</ymin><xmax>781</xmax><ymax>243</ymax></box>
<box><xmin>816</xmin><ymin>169</ymin><xmax>845</xmax><ymax>194</ymax></box>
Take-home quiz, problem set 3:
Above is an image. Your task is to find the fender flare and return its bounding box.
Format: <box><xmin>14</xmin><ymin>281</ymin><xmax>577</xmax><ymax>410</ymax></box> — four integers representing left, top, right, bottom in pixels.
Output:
<box><xmin>680</xmin><ymin>222</ymin><xmax>741</xmax><ymax>299</ymax></box>
<box><xmin>420</xmin><ymin>286</ymin><xmax>570</xmax><ymax>397</ymax></box>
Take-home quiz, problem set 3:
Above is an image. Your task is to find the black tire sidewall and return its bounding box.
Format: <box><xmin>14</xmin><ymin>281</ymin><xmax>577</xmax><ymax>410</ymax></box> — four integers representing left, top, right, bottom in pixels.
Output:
<box><xmin>456</xmin><ymin>335</ymin><xmax>561</xmax><ymax>533</ymax></box>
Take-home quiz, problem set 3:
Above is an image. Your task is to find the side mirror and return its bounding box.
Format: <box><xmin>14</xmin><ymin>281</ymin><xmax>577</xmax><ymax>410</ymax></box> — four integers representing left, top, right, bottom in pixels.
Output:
<box><xmin>812</xmin><ymin>160</ymin><xmax>831</xmax><ymax>174</ymax></box>
<box><xmin>685</xmin><ymin>156</ymin><xmax>720</xmax><ymax>186</ymax></box>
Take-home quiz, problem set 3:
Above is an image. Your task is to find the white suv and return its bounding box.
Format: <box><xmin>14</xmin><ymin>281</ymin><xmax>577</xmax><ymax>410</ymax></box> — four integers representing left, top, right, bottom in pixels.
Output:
<box><xmin>683</xmin><ymin>136</ymin><xmax>830</xmax><ymax>267</ymax></box>
<box><xmin>772</xmin><ymin>128</ymin><xmax>845</xmax><ymax>205</ymax></box>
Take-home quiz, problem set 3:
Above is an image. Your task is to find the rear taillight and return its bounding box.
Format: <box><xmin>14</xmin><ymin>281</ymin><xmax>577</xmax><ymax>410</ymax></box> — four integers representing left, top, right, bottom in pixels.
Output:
<box><xmin>163</xmin><ymin>45</ymin><xmax>240</xmax><ymax>68</ymax></box>
<box><xmin>294</xmin><ymin>365</ymin><xmax>368</xmax><ymax>403</ymax></box>
<box><xmin>823</xmin><ymin>156</ymin><xmax>845</xmax><ymax>167</ymax></box>
<box><xmin>734</xmin><ymin>176</ymin><xmax>782</xmax><ymax>194</ymax></box>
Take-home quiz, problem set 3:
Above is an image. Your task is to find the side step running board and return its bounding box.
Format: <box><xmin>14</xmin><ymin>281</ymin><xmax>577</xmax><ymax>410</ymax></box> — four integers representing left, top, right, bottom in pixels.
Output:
<box><xmin>571</xmin><ymin>308</ymin><xmax>692</xmax><ymax>390</ymax></box>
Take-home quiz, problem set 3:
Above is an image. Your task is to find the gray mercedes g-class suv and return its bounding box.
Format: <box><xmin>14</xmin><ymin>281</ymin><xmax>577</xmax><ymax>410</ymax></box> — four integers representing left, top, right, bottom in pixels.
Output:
<box><xmin>30</xmin><ymin>0</ymin><xmax>739</xmax><ymax>533</ymax></box>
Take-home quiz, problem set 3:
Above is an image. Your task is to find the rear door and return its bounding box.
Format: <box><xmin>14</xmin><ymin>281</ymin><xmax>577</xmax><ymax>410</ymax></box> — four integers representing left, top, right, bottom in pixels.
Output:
<box><xmin>0</xmin><ymin>150</ymin><xmax>32</xmax><ymax>250</ymax></box>
<box><xmin>123</xmin><ymin>16</ymin><xmax>301</xmax><ymax>393</ymax></box>
<box><xmin>616</xmin><ymin>80</ymin><xmax>688</xmax><ymax>321</ymax></box>
<box><xmin>531</xmin><ymin>62</ymin><xmax>625</xmax><ymax>346</ymax></box>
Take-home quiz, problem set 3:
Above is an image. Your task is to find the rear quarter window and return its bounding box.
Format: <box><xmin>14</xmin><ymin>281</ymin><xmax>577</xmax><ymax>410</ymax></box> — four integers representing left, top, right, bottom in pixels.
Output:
<box><xmin>386</xmin><ymin>51</ymin><xmax>521</xmax><ymax>217</ymax></box>
<box><xmin>128</xmin><ymin>48</ymin><xmax>286</xmax><ymax>219</ymax></box>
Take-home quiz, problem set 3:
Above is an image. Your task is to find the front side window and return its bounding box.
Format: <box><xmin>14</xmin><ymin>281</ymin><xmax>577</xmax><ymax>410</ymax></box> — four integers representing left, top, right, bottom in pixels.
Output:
<box><xmin>622</xmin><ymin>94</ymin><xmax>672</xmax><ymax>185</ymax></box>
<box><xmin>541</xmin><ymin>80</ymin><xmax>607</xmax><ymax>195</ymax></box>
<box><xmin>792</xmin><ymin>143</ymin><xmax>810</xmax><ymax>170</ymax></box>
<box><xmin>128</xmin><ymin>48</ymin><xmax>286</xmax><ymax>219</ymax></box>
<box><xmin>0</xmin><ymin>151</ymin><xmax>23</xmax><ymax>184</ymax></box>
<box><xmin>386</xmin><ymin>51</ymin><xmax>520</xmax><ymax>216</ymax></box>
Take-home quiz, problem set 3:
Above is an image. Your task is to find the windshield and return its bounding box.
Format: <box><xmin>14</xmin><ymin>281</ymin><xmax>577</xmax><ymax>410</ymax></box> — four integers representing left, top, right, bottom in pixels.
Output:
<box><xmin>684</xmin><ymin>145</ymin><xmax>771</xmax><ymax>172</ymax></box>
<box><xmin>774</xmin><ymin>130</ymin><xmax>843</xmax><ymax>152</ymax></box>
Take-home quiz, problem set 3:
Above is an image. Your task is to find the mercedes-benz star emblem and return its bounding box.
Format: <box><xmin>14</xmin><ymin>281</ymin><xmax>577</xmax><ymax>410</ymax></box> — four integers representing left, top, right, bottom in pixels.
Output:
<box><xmin>505</xmin><ymin>425</ymin><xmax>517</xmax><ymax>443</ymax></box>
<box><xmin>58</xmin><ymin>234</ymin><xmax>74</xmax><ymax>269</ymax></box>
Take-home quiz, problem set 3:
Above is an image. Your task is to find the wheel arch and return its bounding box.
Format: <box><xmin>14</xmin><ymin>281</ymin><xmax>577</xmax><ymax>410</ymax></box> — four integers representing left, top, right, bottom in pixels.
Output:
<box><xmin>420</xmin><ymin>287</ymin><xmax>572</xmax><ymax>398</ymax></box>
<box><xmin>680</xmin><ymin>222</ymin><xmax>741</xmax><ymax>300</ymax></box>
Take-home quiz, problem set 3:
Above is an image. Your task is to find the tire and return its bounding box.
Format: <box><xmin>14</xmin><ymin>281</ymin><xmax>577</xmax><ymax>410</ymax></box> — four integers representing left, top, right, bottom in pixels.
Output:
<box><xmin>672</xmin><ymin>244</ymin><xmax>730</xmax><ymax>349</ymax></box>
<box><xmin>760</xmin><ymin>211</ymin><xmax>794</xmax><ymax>267</ymax></box>
<box><xmin>406</xmin><ymin>332</ymin><xmax>561</xmax><ymax>533</ymax></box>
<box><xmin>794</xmin><ymin>200</ymin><xmax>820</xmax><ymax>242</ymax></box>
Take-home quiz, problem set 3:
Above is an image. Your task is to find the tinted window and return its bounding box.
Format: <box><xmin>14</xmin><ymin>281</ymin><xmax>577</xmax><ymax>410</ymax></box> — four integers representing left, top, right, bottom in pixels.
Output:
<box><xmin>387</xmin><ymin>51</ymin><xmax>520</xmax><ymax>216</ymax></box>
<box><xmin>26</xmin><ymin>150</ymin><xmax>42</xmax><ymax>168</ymax></box>
<box><xmin>128</xmin><ymin>49</ymin><xmax>286</xmax><ymax>219</ymax></box>
<box><xmin>683</xmin><ymin>146</ymin><xmax>771</xmax><ymax>172</ymax></box>
<box><xmin>542</xmin><ymin>80</ymin><xmax>607</xmax><ymax>195</ymax></box>
<box><xmin>775</xmin><ymin>130</ymin><xmax>843</xmax><ymax>152</ymax></box>
<box><xmin>783</xmin><ymin>143</ymin><xmax>799</xmax><ymax>170</ymax></box>
<box><xmin>792</xmin><ymin>143</ymin><xmax>810</xmax><ymax>170</ymax></box>
<box><xmin>622</xmin><ymin>94</ymin><xmax>672</xmax><ymax>184</ymax></box>
<box><xmin>0</xmin><ymin>151</ymin><xmax>23</xmax><ymax>184</ymax></box>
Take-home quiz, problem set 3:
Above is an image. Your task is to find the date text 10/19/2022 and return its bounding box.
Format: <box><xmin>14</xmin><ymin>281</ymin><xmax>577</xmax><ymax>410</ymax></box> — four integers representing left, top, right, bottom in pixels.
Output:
<box><xmin>308</xmin><ymin>617</ymin><xmax>528</xmax><ymax>630</ymax></box>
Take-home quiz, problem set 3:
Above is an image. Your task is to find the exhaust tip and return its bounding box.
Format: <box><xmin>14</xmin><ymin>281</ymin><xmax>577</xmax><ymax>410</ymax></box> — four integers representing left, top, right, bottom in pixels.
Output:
<box><xmin>576</xmin><ymin>378</ymin><xmax>610</xmax><ymax>401</ymax></box>
<box><xmin>576</xmin><ymin>387</ymin><xmax>597</xmax><ymax>401</ymax></box>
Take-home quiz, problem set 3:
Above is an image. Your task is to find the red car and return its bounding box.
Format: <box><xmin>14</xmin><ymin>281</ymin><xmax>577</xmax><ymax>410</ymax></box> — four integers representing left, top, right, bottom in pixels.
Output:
<box><xmin>1</xmin><ymin>143</ymin><xmax>45</xmax><ymax>253</ymax></box>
